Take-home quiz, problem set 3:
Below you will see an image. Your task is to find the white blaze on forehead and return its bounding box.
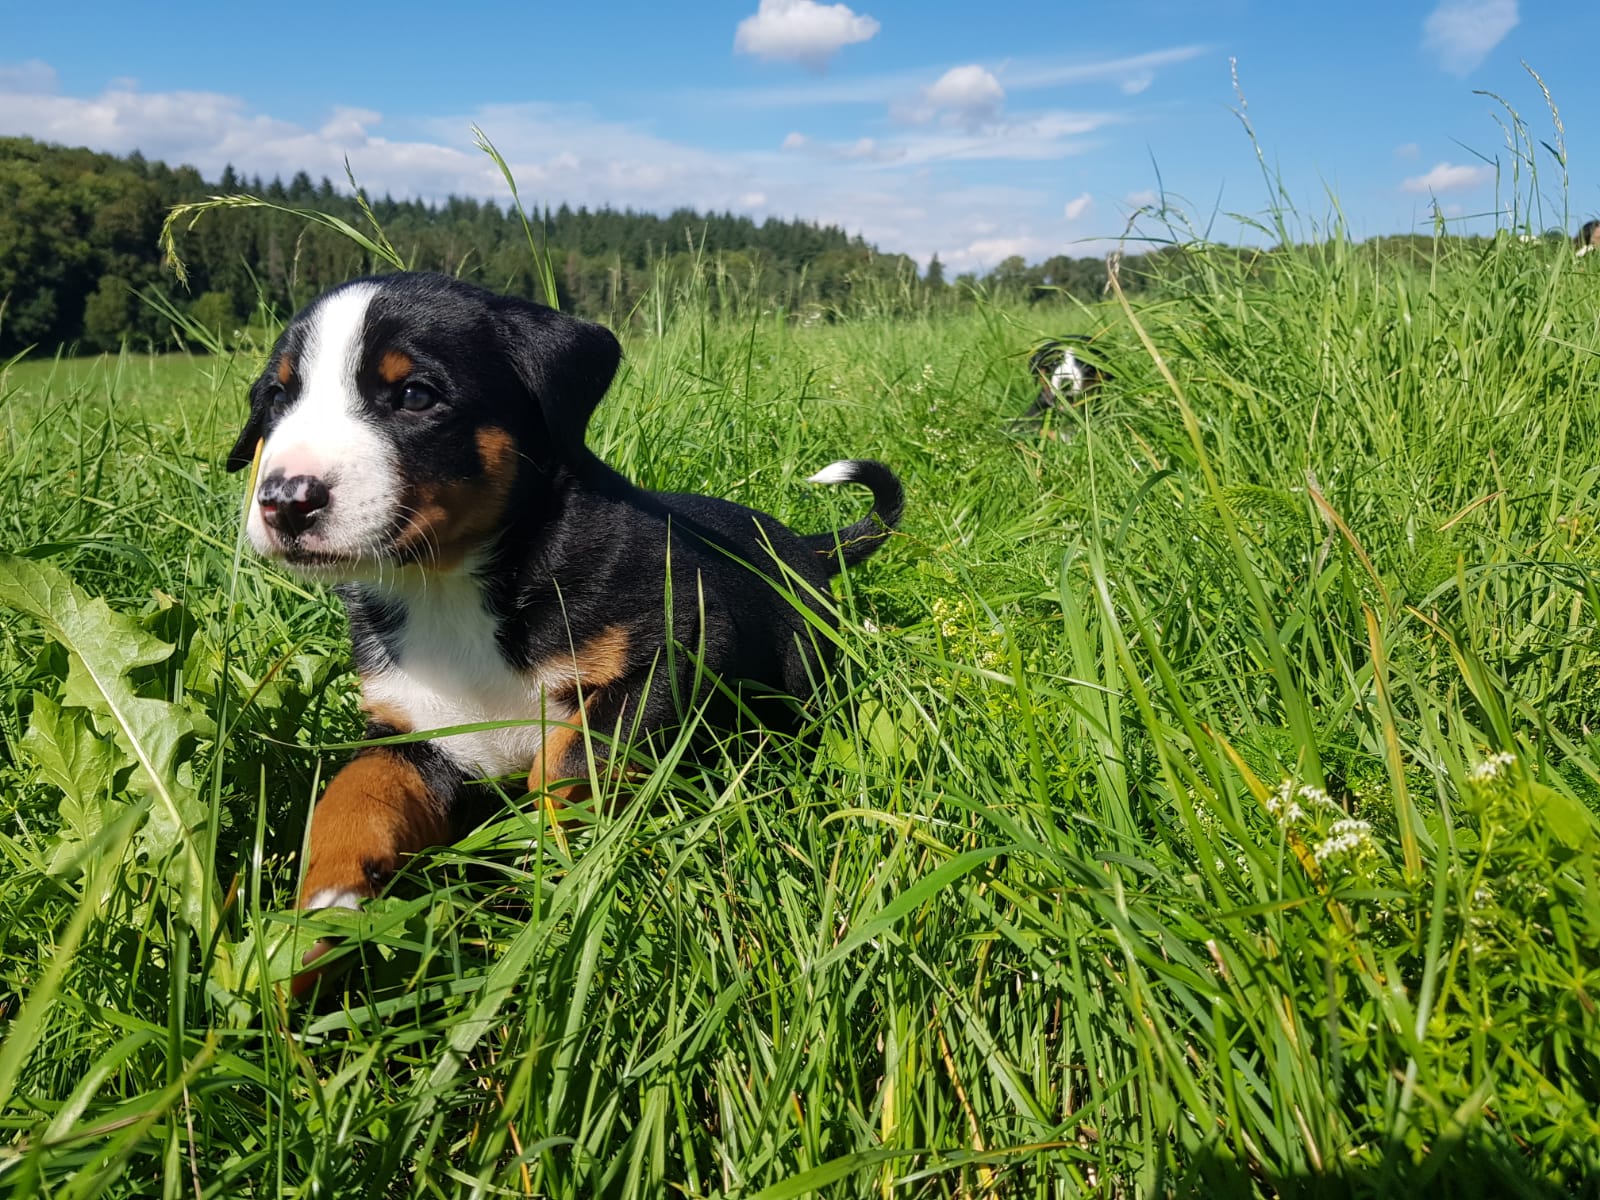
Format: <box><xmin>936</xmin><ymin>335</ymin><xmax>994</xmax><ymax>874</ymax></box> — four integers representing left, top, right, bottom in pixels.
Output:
<box><xmin>247</xmin><ymin>282</ymin><xmax>403</xmax><ymax>567</ymax></box>
<box><xmin>300</xmin><ymin>284</ymin><xmax>378</xmax><ymax>424</ymax></box>
<box><xmin>262</xmin><ymin>283</ymin><xmax>378</xmax><ymax>477</ymax></box>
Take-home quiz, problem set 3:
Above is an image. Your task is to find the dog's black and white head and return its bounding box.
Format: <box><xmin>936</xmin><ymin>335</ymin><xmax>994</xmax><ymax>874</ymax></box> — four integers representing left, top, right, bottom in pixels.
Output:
<box><xmin>1028</xmin><ymin>336</ymin><xmax>1107</xmax><ymax>403</ymax></box>
<box><xmin>229</xmin><ymin>272</ymin><xmax>620</xmax><ymax>578</ymax></box>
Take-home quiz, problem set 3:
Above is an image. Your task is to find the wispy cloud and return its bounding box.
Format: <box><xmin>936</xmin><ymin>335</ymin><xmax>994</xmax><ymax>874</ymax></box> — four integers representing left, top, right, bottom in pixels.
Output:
<box><xmin>1421</xmin><ymin>0</ymin><xmax>1517</xmax><ymax>75</ymax></box>
<box><xmin>0</xmin><ymin>63</ymin><xmax>1111</xmax><ymax>273</ymax></box>
<box><xmin>1400</xmin><ymin>161</ymin><xmax>1494</xmax><ymax>193</ymax></box>
<box><xmin>1063</xmin><ymin>192</ymin><xmax>1093</xmax><ymax>221</ymax></box>
<box><xmin>733</xmin><ymin>0</ymin><xmax>880</xmax><ymax>71</ymax></box>
<box><xmin>689</xmin><ymin>44</ymin><xmax>1208</xmax><ymax>109</ymax></box>
<box><xmin>782</xmin><ymin>108</ymin><xmax>1115</xmax><ymax>168</ymax></box>
<box><xmin>1000</xmin><ymin>45</ymin><xmax>1210</xmax><ymax>90</ymax></box>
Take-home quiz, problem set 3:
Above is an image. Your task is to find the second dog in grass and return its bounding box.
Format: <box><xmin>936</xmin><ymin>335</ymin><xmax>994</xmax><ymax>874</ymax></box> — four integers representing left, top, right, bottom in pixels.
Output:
<box><xmin>225</xmin><ymin>271</ymin><xmax>903</xmax><ymax>991</ymax></box>
<box><xmin>1021</xmin><ymin>336</ymin><xmax>1112</xmax><ymax>429</ymax></box>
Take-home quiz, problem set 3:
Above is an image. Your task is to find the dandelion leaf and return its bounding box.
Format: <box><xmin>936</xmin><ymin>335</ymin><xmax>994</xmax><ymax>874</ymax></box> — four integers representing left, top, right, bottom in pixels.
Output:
<box><xmin>21</xmin><ymin>692</ymin><xmax>130</xmax><ymax>872</ymax></box>
<box><xmin>0</xmin><ymin>552</ymin><xmax>213</xmax><ymax>932</ymax></box>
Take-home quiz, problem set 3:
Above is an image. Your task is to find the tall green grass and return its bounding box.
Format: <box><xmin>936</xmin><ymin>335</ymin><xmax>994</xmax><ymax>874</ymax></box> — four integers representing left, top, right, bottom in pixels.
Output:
<box><xmin>4</xmin><ymin>169</ymin><xmax>1600</xmax><ymax>1195</ymax></box>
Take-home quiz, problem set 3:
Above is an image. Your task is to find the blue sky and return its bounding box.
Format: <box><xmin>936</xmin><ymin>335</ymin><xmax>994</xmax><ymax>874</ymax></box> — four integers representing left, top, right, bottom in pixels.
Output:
<box><xmin>2</xmin><ymin>0</ymin><xmax>1591</xmax><ymax>271</ymax></box>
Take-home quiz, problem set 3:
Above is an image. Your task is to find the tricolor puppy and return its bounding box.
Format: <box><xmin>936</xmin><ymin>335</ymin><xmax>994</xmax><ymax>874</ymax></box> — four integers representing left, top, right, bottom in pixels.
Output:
<box><xmin>1021</xmin><ymin>335</ymin><xmax>1112</xmax><ymax>425</ymax></box>
<box><xmin>227</xmin><ymin>272</ymin><xmax>902</xmax><ymax>990</ymax></box>
<box><xmin>1577</xmin><ymin>219</ymin><xmax>1600</xmax><ymax>257</ymax></box>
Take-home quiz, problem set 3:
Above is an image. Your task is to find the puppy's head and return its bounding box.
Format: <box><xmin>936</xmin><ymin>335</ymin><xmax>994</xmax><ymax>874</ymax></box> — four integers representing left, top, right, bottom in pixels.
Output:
<box><xmin>1028</xmin><ymin>335</ymin><xmax>1109</xmax><ymax>400</ymax></box>
<box><xmin>229</xmin><ymin>273</ymin><xmax>620</xmax><ymax>577</ymax></box>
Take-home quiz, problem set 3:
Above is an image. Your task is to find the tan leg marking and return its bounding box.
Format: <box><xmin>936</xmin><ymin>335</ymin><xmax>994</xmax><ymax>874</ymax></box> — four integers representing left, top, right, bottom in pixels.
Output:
<box><xmin>292</xmin><ymin>749</ymin><xmax>451</xmax><ymax>999</ymax></box>
<box><xmin>298</xmin><ymin>751</ymin><xmax>450</xmax><ymax>908</ymax></box>
<box><xmin>529</xmin><ymin>721</ymin><xmax>588</xmax><ymax>802</ymax></box>
<box><xmin>547</xmin><ymin>624</ymin><xmax>630</xmax><ymax>705</ymax></box>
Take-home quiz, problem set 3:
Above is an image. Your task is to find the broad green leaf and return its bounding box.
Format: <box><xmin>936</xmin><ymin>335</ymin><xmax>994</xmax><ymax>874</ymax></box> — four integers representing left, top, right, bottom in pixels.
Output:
<box><xmin>0</xmin><ymin>552</ymin><xmax>215</xmax><ymax>938</ymax></box>
<box><xmin>20</xmin><ymin>693</ymin><xmax>130</xmax><ymax>874</ymax></box>
<box><xmin>22</xmin><ymin>692</ymin><xmax>126</xmax><ymax>811</ymax></box>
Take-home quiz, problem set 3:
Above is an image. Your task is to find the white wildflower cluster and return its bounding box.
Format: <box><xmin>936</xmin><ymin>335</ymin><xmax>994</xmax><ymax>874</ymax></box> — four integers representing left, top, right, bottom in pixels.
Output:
<box><xmin>1313</xmin><ymin>818</ymin><xmax>1375</xmax><ymax>864</ymax></box>
<box><xmin>931</xmin><ymin>595</ymin><xmax>1003</xmax><ymax>665</ymax></box>
<box><xmin>1467</xmin><ymin>751</ymin><xmax>1517</xmax><ymax>785</ymax></box>
<box><xmin>932</xmin><ymin>596</ymin><xmax>963</xmax><ymax>639</ymax></box>
<box><xmin>1266</xmin><ymin>779</ymin><xmax>1339</xmax><ymax>828</ymax></box>
<box><xmin>1268</xmin><ymin>779</ymin><xmax>1380</xmax><ymax>875</ymax></box>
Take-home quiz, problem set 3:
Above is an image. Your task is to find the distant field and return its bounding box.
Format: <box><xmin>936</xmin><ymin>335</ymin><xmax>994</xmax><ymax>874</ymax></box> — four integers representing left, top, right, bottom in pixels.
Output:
<box><xmin>3</xmin><ymin>233</ymin><xmax>1600</xmax><ymax>1197</ymax></box>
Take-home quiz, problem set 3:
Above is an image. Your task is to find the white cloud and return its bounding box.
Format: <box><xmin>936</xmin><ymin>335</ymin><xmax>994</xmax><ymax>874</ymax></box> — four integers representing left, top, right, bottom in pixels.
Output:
<box><xmin>1400</xmin><ymin>161</ymin><xmax>1495</xmax><ymax>193</ymax></box>
<box><xmin>781</xmin><ymin>130</ymin><xmax>809</xmax><ymax>150</ymax></box>
<box><xmin>733</xmin><ymin>0</ymin><xmax>879</xmax><ymax>71</ymax></box>
<box><xmin>319</xmin><ymin>107</ymin><xmax>382</xmax><ymax>142</ymax></box>
<box><xmin>0</xmin><ymin>63</ymin><xmax>1125</xmax><ymax>277</ymax></box>
<box><xmin>0</xmin><ymin>75</ymin><xmax>478</xmax><ymax>195</ymax></box>
<box><xmin>1422</xmin><ymin>0</ymin><xmax>1517</xmax><ymax>75</ymax></box>
<box><xmin>1124</xmin><ymin>188</ymin><xmax>1159</xmax><ymax>207</ymax></box>
<box><xmin>918</xmin><ymin>65</ymin><xmax>1006</xmax><ymax>129</ymax></box>
<box><xmin>1063</xmin><ymin>192</ymin><xmax>1093</xmax><ymax>221</ymax></box>
<box><xmin>960</xmin><ymin>235</ymin><xmax>1061</xmax><ymax>265</ymax></box>
<box><xmin>1393</xmin><ymin>141</ymin><xmax>1420</xmax><ymax>160</ymax></box>
<box><xmin>1120</xmin><ymin>72</ymin><xmax>1153</xmax><ymax>96</ymax></box>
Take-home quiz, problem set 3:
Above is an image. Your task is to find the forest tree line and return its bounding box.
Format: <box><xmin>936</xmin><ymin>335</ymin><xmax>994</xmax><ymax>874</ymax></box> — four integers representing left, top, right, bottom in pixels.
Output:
<box><xmin>0</xmin><ymin>136</ymin><xmax>1171</xmax><ymax>356</ymax></box>
<box><xmin>0</xmin><ymin>135</ymin><xmax>1546</xmax><ymax>358</ymax></box>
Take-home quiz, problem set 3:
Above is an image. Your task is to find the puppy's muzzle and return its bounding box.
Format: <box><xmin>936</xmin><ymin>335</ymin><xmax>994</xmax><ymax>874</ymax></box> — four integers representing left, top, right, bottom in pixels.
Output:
<box><xmin>258</xmin><ymin>472</ymin><xmax>331</xmax><ymax>538</ymax></box>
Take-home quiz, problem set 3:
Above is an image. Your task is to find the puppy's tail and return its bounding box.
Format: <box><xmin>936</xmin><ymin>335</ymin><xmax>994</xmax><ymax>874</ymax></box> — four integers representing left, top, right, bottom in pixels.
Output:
<box><xmin>804</xmin><ymin>459</ymin><xmax>904</xmax><ymax>573</ymax></box>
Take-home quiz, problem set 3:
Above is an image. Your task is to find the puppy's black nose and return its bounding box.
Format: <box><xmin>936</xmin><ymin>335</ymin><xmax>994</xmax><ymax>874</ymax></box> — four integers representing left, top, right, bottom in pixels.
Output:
<box><xmin>258</xmin><ymin>472</ymin><xmax>331</xmax><ymax>537</ymax></box>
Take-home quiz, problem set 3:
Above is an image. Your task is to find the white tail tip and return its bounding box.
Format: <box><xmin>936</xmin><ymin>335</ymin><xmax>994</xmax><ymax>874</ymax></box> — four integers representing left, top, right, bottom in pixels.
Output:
<box><xmin>807</xmin><ymin>461</ymin><xmax>859</xmax><ymax>485</ymax></box>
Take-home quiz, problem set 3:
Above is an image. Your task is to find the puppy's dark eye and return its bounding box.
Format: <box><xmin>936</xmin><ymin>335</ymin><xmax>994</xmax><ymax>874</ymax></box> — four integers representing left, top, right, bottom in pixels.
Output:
<box><xmin>268</xmin><ymin>384</ymin><xmax>290</xmax><ymax>409</ymax></box>
<box><xmin>399</xmin><ymin>382</ymin><xmax>438</xmax><ymax>412</ymax></box>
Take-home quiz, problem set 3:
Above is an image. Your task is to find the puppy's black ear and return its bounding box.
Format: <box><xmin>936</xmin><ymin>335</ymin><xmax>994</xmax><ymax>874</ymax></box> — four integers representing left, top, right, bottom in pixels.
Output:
<box><xmin>226</xmin><ymin>374</ymin><xmax>273</xmax><ymax>472</ymax></box>
<box><xmin>491</xmin><ymin>297</ymin><xmax>621</xmax><ymax>454</ymax></box>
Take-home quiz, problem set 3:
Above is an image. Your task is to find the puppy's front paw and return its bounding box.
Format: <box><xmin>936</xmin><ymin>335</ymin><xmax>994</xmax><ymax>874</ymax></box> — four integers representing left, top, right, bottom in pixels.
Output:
<box><xmin>288</xmin><ymin>747</ymin><xmax>452</xmax><ymax>999</ymax></box>
<box><xmin>291</xmin><ymin>885</ymin><xmax>372</xmax><ymax>1001</ymax></box>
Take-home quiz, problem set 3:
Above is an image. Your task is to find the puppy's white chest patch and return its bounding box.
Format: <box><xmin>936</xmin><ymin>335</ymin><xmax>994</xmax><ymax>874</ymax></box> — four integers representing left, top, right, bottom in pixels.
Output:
<box><xmin>358</xmin><ymin>573</ymin><xmax>570</xmax><ymax>780</ymax></box>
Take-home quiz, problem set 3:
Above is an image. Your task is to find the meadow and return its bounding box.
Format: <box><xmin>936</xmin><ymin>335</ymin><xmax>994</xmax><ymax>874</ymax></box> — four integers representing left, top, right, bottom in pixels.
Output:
<box><xmin>2</xmin><ymin>213</ymin><xmax>1600</xmax><ymax>1198</ymax></box>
